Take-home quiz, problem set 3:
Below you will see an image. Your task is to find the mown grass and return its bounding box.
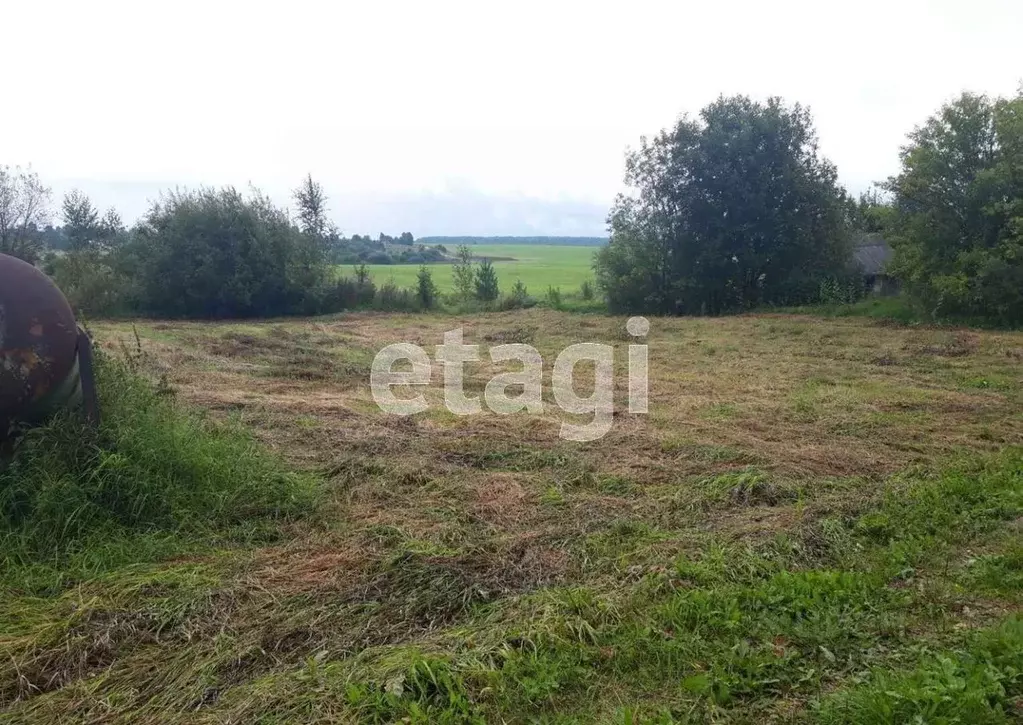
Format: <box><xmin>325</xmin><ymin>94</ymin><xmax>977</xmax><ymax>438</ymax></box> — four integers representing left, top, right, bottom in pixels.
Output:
<box><xmin>2</xmin><ymin>311</ymin><xmax>1021</xmax><ymax>723</ymax></box>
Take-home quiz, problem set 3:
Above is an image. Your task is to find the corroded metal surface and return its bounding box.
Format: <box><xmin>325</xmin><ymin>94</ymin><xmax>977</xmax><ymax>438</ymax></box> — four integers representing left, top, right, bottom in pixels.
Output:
<box><xmin>0</xmin><ymin>253</ymin><xmax>80</xmax><ymax>433</ymax></box>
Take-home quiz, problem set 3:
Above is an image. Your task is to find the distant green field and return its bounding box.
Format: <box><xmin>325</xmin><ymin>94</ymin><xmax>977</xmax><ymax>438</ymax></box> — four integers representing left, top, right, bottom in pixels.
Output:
<box><xmin>347</xmin><ymin>244</ymin><xmax>599</xmax><ymax>295</ymax></box>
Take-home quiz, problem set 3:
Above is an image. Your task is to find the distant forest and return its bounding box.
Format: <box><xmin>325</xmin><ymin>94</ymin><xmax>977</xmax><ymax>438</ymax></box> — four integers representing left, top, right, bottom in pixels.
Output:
<box><xmin>418</xmin><ymin>236</ymin><xmax>608</xmax><ymax>247</ymax></box>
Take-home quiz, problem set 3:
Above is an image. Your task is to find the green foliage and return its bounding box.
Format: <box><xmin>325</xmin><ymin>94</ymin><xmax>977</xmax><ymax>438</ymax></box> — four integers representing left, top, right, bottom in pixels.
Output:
<box><xmin>596</xmin><ymin>95</ymin><xmax>852</xmax><ymax>315</ymax></box>
<box><xmin>545</xmin><ymin>286</ymin><xmax>563</xmax><ymax>309</ymax></box>
<box><xmin>848</xmin><ymin>188</ymin><xmax>896</xmax><ymax>236</ymax></box>
<box><xmin>129</xmin><ymin>187</ymin><xmax>332</xmax><ymax>318</ymax></box>
<box><xmin>452</xmin><ymin>245</ymin><xmax>476</xmax><ymax>301</ymax></box>
<box><xmin>473</xmin><ymin>258</ymin><xmax>500</xmax><ymax>302</ymax></box>
<box><xmin>818</xmin><ymin>275</ymin><xmax>867</xmax><ymax>305</ymax></box>
<box><xmin>343</xmin><ymin>653</ymin><xmax>486</xmax><ymax>724</ymax></box>
<box><xmin>416</xmin><ymin>265</ymin><xmax>439</xmax><ymax>309</ymax></box>
<box><xmin>45</xmin><ymin>248</ymin><xmax>135</xmax><ymax>317</ymax></box>
<box><xmin>887</xmin><ymin>90</ymin><xmax>1023</xmax><ymax>324</ymax></box>
<box><xmin>817</xmin><ymin>618</ymin><xmax>1023</xmax><ymax>724</ymax></box>
<box><xmin>0</xmin><ymin>351</ymin><xmax>319</xmax><ymax>575</ymax></box>
<box><xmin>374</xmin><ymin>280</ymin><xmax>419</xmax><ymax>312</ymax></box>
<box><xmin>0</xmin><ymin>165</ymin><xmax>51</xmax><ymax>263</ymax></box>
<box><xmin>292</xmin><ymin>173</ymin><xmax>331</xmax><ymax>238</ymax></box>
<box><xmin>579</xmin><ymin>279</ymin><xmax>595</xmax><ymax>300</ymax></box>
<box><xmin>61</xmin><ymin>190</ymin><xmax>100</xmax><ymax>251</ymax></box>
<box><xmin>498</xmin><ymin>279</ymin><xmax>536</xmax><ymax>310</ymax></box>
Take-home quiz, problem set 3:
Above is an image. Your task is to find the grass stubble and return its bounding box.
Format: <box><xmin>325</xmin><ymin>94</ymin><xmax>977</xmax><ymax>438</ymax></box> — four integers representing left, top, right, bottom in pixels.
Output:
<box><xmin>1</xmin><ymin>309</ymin><xmax>1021</xmax><ymax>723</ymax></box>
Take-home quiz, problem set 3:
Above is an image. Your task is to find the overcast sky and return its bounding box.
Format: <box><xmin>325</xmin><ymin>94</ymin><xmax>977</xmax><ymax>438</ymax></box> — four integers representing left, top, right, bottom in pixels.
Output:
<box><xmin>4</xmin><ymin>0</ymin><xmax>1021</xmax><ymax>236</ymax></box>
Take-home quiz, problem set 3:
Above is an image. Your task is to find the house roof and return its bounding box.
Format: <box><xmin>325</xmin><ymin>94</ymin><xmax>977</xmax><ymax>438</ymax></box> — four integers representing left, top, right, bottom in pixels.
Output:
<box><xmin>853</xmin><ymin>234</ymin><xmax>892</xmax><ymax>276</ymax></box>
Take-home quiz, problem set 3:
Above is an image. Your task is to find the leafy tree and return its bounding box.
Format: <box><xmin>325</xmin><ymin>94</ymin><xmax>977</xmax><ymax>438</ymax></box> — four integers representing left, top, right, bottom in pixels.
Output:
<box><xmin>99</xmin><ymin>207</ymin><xmax>127</xmax><ymax>246</ymax></box>
<box><xmin>293</xmin><ymin>174</ymin><xmax>330</xmax><ymax>238</ymax></box>
<box><xmin>129</xmin><ymin>187</ymin><xmax>330</xmax><ymax>318</ymax></box>
<box><xmin>63</xmin><ymin>192</ymin><xmax>127</xmax><ymax>252</ymax></box>
<box><xmin>474</xmin><ymin>258</ymin><xmax>500</xmax><ymax>302</ymax></box>
<box><xmin>399</xmin><ymin>232</ymin><xmax>415</xmax><ymax>245</ymax></box>
<box><xmin>886</xmin><ymin>91</ymin><xmax>1023</xmax><ymax>323</ymax></box>
<box><xmin>452</xmin><ymin>245</ymin><xmax>476</xmax><ymax>301</ymax></box>
<box><xmin>849</xmin><ymin>188</ymin><xmax>896</xmax><ymax>235</ymax></box>
<box><xmin>416</xmin><ymin>265</ymin><xmax>439</xmax><ymax>309</ymax></box>
<box><xmin>596</xmin><ymin>95</ymin><xmax>851</xmax><ymax>314</ymax></box>
<box><xmin>0</xmin><ymin>165</ymin><xmax>51</xmax><ymax>262</ymax></box>
<box><xmin>62</xmin><ymin>190</ymin><xmax>100</xmax><ymax>250</ymax></box>
<box><xmin>40</xmin><ymin>224</ymin><xmax>68</xmax><ymax>251</ymax></box>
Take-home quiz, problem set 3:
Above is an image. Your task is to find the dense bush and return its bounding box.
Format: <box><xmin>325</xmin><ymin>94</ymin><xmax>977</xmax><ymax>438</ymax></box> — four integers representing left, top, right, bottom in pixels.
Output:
<box><xmin>474</xmin><ymin>258</ymin><xmax>500</xmax><ymax>302</ymax></box>
<box><xmin>499</xmin><ymin>279</ymin><xmax>536</xmax><ymax>310</ymax></box>
<box><xmin>374</xmin><ymin>280</ymin><xmax>418</xmax><ymax>311</ymax></box>
<box><xmin>127</xmin><ymin>187</ymin><xmax>331</xmax><ymax>318</ymax></box>
<box><xmin>596</xmin><ymin>95</ymin><xmax>852</xmax><ymax>315</ymax></box>
<box><xmin>887</xmin><ymin>91</ymin><xmax>1023</xmax><ymax>324</ymax></box>
<box><xmin>416</xmin><ymin>265</ymin><xmax>439</xmax><ymax>309</ymax></box>
<box><xmin>44</xmin><ymin>248</ymin><xmax>136</xmax><ymax>317</ymax></box>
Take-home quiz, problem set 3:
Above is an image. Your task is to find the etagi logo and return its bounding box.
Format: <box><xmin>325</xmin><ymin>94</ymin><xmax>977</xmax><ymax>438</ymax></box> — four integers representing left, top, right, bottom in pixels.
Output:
<box><xmin>370</xmin><ymin>317</ymin><xmax>650</xmax><ymax>442</ymax></box>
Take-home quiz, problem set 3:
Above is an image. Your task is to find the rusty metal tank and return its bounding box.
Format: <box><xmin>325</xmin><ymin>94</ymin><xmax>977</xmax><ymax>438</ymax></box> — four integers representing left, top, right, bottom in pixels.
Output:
<box><xmin>0</xmin><ymin>253</ymin><xmax>85</xmax><ymax>436</ymax></box>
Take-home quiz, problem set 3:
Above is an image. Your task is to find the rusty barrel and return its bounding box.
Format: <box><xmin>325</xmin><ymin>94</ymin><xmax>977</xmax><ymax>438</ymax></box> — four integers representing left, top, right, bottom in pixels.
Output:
<box><xmin>0</xmin><ymin>253</ymin><xmax>82</xmax><ymax>435</ymax></box>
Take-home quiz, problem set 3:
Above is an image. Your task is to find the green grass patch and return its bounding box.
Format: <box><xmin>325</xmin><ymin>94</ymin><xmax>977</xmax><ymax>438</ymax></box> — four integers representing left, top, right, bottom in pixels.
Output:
<box><xmin>355</xmin><ymin>244</ymin><xmax>597</xmax><ymax>297</ymax></box>
<box><xmin>0</xmin><ymin>353</ymin><xmax>319</xmax><ymax>591</ymax></box>
<box><xmin>816</xmin><ymin>616</ymin><xmax>1023</xmax><ymax>724</ymax></box>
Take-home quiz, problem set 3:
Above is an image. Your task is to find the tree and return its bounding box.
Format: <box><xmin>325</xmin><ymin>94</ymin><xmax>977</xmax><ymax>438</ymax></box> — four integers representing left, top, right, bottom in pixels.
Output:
<box><xmin>452</xmin><ymin>245</ymin><xmax>475</xmax><ymax>301</ymax></box>
<box><xmin>99</xmin><ymin>207</ymin><xmax>127</xmax><ymax>245</ymax></box>
<box><xmin>595</xmin><ymin>95</ymin><xmax>851</xmax><ymax>315</ymax></box>
<box><xmin>0</xmin><ymin>165</ymin><xmax>51</xmax><ymax>262</ymax></box>
<box><xmin>130</xmin><ymin>187</ymin><xmax>331</xmax><ymax>318</ymax></box>
<box><xmin>62</xmin><ymin>190</ymin><xmax>100</xmax><ymax>250</ymax></box>
<box><xmin>416</xmin><ymin>265</ymin><xmax>439</xmax><ymax>309</ymax></box>
<box><xmin>293</xmin><ymin>174</ymin><xmax>330</xmax><ymax>238</ymax></box>
<box><xmin>399</xmin><ymin>232</ymin><xmax>415</xmax><ymax>245</ymax></box>
<box><xmin>474</xmin><ymin>258</ymin><xmax>500</xmax><ymax>302</ymax></box>
<box><xmin>886</xmin><ymin>91</ymin><xmax>1023</xmax><ymax>323</ymax></box>
<box><xmin>850</xmin><ymin>188</ymin><xmax>895</xmax><ymax>235</ymax></box>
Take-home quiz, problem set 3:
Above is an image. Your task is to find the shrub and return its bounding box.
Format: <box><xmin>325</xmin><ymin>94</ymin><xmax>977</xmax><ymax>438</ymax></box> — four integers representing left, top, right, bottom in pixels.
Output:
<box><xmin>373</xmin><ymin>281</ymin><xmax>418</xmax><ymax>312</ymax></box>
<box><xmin>545</xmin><ymin>286</ymin><xmax>563</xmax><ymax>309</ymax></box>
<box><xmin>416</xmin><ymin>265</ymin><xmax>439</xmax><ymax>310</ymax></box>
<box><xmin>452</xmin><ymin>245</ymin><xmax>476</xmax><ymax>301</ymax></box>
<box><xmin>819</xmin><ymin>274</ymin><xmax>867</xmax><ymax>305</ymax></box>
<box><xmin>580</xmin><ymin>279</ymin><xmax>595</xmax><ymax>300</ymax></box>
<box><xmin>474</xmin><ymin>258</ymin><xmax>500</xmax><ymax>302</ymax></box>
<box><xmin>887</xmin><ymin>91</ymin><xmax>1023</xmax><ymax>325</ymax></box>
<box><xmin>129</xmin><ymin>187</ymin><xmax>332</xmax><ymax>318</ymax></box>
<box><xmin>595</xmin><ymin>95</ymin><xmax>851</xmax><ymax>315</ymax></box>
<box><xmin>45</xmin><ymin>249</ymin><xmax>135</xmax><ymax>317</ymax></box>
<box><xmin>499</xmin><ymin>279</ymin><xmax>536</xmax><ymax>310</ymax></box>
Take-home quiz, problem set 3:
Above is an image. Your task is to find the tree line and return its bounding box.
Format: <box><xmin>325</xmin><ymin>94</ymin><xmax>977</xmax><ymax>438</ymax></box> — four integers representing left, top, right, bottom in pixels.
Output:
<box><xmin>3</xmin><ymin>87</ymin><xmax>1021</xmax><ymax>324</ymax></box>
<box><xmin>595</xmin><ymin>89</ymin><xmax>1023</xmax><ymax>325</ymax></box>
<box><xmin>0</xmin><ymin>173</ymin><xmax>460</xmax><ymax>317</ymax></box>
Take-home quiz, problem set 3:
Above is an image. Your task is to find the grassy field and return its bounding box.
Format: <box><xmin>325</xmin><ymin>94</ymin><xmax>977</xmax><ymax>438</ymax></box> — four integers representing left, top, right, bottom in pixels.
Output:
<box><xmin>2</xmin><ymin>310</ymin><xmax>1023</xmax><ymax>722</ymax></box>
<box><xmin>356</xmin><ymin>244</ymin><xmax>599</xmax><ymax>295</ymax></box>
